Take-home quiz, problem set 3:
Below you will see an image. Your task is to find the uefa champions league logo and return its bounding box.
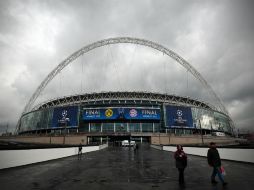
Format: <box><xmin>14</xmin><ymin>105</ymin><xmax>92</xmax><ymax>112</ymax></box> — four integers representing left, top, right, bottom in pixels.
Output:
<box><xmin>62</xmin><ymin>110</ymin><xmax>68</xmax><ymax>118</ymax></box>
<box><xmin>177</xmin><ymin>110</ymin><xmax>183</xmax><ymax>117</ymax></box>
<box><xmin>175</xmin><ymin>109</ymin><xmax>186</xmax><ymax>125</ymax></box>
<box><xmin>58</xmin><ymin>110</ymin><xmax>70</xmax><ymax>124</ymax></box>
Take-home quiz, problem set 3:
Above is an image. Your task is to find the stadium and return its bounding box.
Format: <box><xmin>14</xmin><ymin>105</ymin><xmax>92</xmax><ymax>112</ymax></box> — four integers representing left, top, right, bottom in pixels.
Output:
<box><xmin>16</xmin><ymin>37</ymin><xmax>235</xmax><ymax>145</ymax></box>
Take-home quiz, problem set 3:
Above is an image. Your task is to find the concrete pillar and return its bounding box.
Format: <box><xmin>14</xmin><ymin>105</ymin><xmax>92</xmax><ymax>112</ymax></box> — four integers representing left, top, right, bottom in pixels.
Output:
<box><xmin>140</xmin><ymin>123</ymin><xmax>142</xmax><ymax>132</ymax></box>
<box><xmin>101</xmin><ymin>123</ymin><xmax>103</xmax><ymax>133</ymax></box>
<box><xmin>89</xmin><ymin>123</ymin><xmax>91</xmax><ymax>132</ymax></box>
<box><xmin>141</xmin><ymin>137</ymin><xmax>143</xmax><ymax>144</ymax></box>
<box><xmin>114</xmin><ymin>123</ymin><xmax>116</xmax><ymax>133</ymax></box>
<box><xmin>152</xmin><ymin>123</ymin><xmax>155</xmax><ymax>133</ymax></box>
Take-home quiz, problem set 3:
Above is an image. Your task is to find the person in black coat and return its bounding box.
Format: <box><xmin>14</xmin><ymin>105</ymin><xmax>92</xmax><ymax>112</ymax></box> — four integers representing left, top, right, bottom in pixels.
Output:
<box><xmin>207</xmin><ymin>142</ymin><xmax>227</xmax><ymax>186</ymax></box>
<box><xmin>78</xmin><ymin>143</ymin><xmax>83</xmax><ymax>160</ymax></box>
<box><xmin>174</xmin><ymin>145</ymin><xmax>187</xmax><ymax>184</ymax></box>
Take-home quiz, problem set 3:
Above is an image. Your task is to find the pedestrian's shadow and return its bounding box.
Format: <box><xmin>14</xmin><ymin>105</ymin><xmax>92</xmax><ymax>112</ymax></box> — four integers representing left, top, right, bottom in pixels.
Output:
<box><xmin>174</xmin><ymin>183</ymin><xmax>227</xmax><ymax>190</ymax></box>
<box><xmin>176</xmin><ymin>184</ymin><xmax>186</xmax><ymax>190</ymax></box>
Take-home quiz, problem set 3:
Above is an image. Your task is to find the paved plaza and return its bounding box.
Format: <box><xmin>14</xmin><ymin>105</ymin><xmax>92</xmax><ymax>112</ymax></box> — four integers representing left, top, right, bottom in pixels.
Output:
<box><xmin>0</xmin><ymin>145</ymin><xmax>253</xmax><ymax>190</ymax></box>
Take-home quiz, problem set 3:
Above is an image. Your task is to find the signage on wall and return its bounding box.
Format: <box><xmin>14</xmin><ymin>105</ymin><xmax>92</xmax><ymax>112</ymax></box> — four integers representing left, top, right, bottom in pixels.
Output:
<box><xmin>51</xmin><ymin>106</ymin><xmax>78</xmax><ymax>128</ymax></box>
<box><xmin>83</xmin><ymin>107</ymin><xmax>160</xmax><ymax>120</ymax></box>
<box><xmin>165</xmin><ymin>105</ymin><xmax>193</xmax><ymax>128</ymax></box>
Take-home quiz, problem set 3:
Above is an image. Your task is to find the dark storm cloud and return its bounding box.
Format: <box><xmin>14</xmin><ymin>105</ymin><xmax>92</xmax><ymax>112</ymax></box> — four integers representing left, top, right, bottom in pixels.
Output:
<box><xmin>0</xmin><ymin>0</ymin><xmax>253</xmax><ymax>133</ymax></box>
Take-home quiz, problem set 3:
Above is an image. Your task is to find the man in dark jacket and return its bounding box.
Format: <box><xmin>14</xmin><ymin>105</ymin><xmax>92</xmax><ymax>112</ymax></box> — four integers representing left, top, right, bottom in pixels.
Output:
<box><xmin>78</xmin><ymin>143</ymin><xmax>83</xmax><ymax>160</ymax></box>
<box><xmin>174</xmin><ymin>145</ymin><xmax>187</xmax><ymax>185</ymax></box>
<box><xmin>207</xmin><ymin>142</ymin><xmax>227</xmax><ymax>186</ymax></box>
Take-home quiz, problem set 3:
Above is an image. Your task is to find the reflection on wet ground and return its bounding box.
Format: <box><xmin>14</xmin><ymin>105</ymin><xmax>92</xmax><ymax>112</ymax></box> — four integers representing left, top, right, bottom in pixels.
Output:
<box><xmin>0</xmin><ymin>144</ymin><xmax>254</xmax><ymax>190</ymax></box>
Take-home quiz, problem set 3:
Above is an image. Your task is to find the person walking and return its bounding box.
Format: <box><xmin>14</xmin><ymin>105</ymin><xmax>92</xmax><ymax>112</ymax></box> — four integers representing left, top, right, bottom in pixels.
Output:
<box><xmin>78</xmin><ymin>143</ymin><xmax>83</xmax><ymax>160</ymax></box>
<box><xmin>207</xmin><ymin>142</ymin><xmax>227</xmax><ymax>186</ymax></box>
<box><xmin>134</xmin><ymin>143</ymin><xmax>139</xmax><ymax>153</ymax></box>
<box><xmin>174</xmin><ymin>145</ymin><xmax>187</xmax><ymax>185</ymax></box>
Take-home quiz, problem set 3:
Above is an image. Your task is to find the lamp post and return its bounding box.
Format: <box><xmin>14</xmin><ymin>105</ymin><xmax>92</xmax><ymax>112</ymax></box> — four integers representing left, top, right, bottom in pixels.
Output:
<box><xmin>159</xmin><ymin>130</ymin><xmax>161</xmax><ymax>145</ymax></box>
<box><xmin>63</xmin><ymin>118</ymin><xmax>70</xmax><ymax>145</ymax></box>
<box><xmin>5</xmin><ymin>123</ymin><xmax>9</xmax><ymax>135</ymax></box>
<box><xmin>210</xmin><ymin>120</ymin><xmax>213</xmax><ymax>135</ymax></box>
<box><xmin>199</xmin><ymin>119</ymin><xmax>204</xmax><ymax>145</ymax></box>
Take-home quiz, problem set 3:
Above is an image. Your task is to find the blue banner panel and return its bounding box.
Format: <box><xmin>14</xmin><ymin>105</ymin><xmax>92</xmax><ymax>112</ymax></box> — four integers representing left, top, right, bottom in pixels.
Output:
<box><xmin>83</xmin><ymin>108</ymin><xmax>118</xmax><ymax>120</ymax></box>
<box><xmin>165</xmin><ymin>106</ymin><xmax>193</xmax><ymax>128</ymax></box>
<box><xmin>124</xmin><ymin>108</ymin><xmax>160</xmax><ymax>120</ymax></box>
<box><xmin>52</xmin><ymin>106</ymin><xmax>78</xmax><ymax>128</ymax></box>
<box><xmin>83</xmin><ymin>107</ymin><xmax>160</xmax><ymax>120</ymax></box>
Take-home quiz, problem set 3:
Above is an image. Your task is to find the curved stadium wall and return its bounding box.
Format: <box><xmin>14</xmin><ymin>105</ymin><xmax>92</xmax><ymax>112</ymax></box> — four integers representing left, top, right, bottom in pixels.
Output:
<box><xmin>18</xmin><ymin>92</ymin><xmax>233</xmax><ymax>136</ymax></box>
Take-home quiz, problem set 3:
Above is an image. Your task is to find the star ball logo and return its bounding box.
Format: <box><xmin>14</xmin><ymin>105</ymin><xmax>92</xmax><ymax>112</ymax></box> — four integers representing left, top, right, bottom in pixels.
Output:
<box><xmin>58</xmin><ymin>109</ymin><xmax>70</xmax><ymax>124</ymax></box>
<box><xmin>129</xmin><ymin>109</ymin><xmax>138</xmax><ymax>117</ymax></box>
<box><xmin>105</xmin><ymin>108</ymin><xmax>113</xmax><ymax>118</ymax></box>
<box><xmin>175</xmin><ymin>109</ymin><xmax>186</xmax><ymax>124</ymax></box>
<box><xmin>177</xmin><ymin>110</ymin><xmax>183</xmax><ymax>117</ymax></box>
<box><xmin>62</xmin><ymin>110</ymin><xmax>68</xmax><ymax>118</ymax></box>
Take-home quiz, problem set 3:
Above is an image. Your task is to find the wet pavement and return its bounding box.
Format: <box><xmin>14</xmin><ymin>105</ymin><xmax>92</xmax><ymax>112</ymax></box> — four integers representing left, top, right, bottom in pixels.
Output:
<box><xmin>0</xmin><ymin>144</ymin><xmax>254</xmax><ymax>190</ymax></box>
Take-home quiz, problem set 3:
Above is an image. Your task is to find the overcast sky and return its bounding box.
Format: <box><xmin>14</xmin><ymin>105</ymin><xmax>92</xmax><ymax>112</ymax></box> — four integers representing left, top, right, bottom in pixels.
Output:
<box><xmin>0</xmin><ymin>0</ymin><xmax>253</xmax><ymax>133</ymax></box>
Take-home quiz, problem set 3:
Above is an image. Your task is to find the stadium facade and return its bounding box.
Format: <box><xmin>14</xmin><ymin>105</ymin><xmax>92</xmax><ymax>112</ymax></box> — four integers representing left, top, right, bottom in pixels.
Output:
<box><xmin>18</xmin><ymin>92</ymin><xmax>234</xmax><ymax>144</ymax></box>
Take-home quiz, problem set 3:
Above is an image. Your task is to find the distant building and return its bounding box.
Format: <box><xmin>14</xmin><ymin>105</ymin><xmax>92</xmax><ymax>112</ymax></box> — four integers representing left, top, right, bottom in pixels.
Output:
<box><xmin>238</xmin><ymin>132</ymin><xmax>254</xmax><ymax>143</ymax></box>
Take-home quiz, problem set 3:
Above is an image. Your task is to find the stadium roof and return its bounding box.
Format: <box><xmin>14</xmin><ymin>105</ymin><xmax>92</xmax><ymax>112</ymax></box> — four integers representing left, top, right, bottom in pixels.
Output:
<box><xmin>33</xmin><ymin>91</ymin><xmax>217</xmax><ymax>112</ymax></box>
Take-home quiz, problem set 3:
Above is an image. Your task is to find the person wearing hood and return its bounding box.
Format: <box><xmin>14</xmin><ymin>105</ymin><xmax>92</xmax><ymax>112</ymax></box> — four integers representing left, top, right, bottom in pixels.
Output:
<box><xmin>174</xmin><ymin>145</ymin><xmax>187</xmax><ymax>185</ymax></box>
<box><xmin>207</xmin><ymin>142</ymin><xmax>227</xmax><ymax>186</ymax></box>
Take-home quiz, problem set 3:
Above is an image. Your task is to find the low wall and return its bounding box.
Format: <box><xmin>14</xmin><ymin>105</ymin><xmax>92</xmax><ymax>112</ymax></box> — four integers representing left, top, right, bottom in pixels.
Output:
<box><xmin>163</xmin><ymin>146</ymin><xmax>254</xmax><ymax>163</ymax></box>
<box><xmin>0</xmin><ymin>135</ymin><xmax>88</xmax><ymax>145</ymax></box>
<box><xmin>99</xmin><ymin>143</ymin><xmax>108</xmax><ymax>150</ymax></box>
<box><xmin>0</xmin><ymin>144</ymin><xmax>108</xmax><ymax>170</ymax></box>
<box><xmin>150</xmin><ymin>144</ymin><xmax>163</xmax><ymax>150</ymax></box>
<box><xmin>151</xmin><ymin>135</ymin><xmax>240</xmax><ymax>145</ymax></box>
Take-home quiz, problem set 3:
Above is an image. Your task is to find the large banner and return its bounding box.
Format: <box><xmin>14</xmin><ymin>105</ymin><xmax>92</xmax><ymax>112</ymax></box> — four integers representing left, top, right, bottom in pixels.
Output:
<box><xmin>52</xmin><ymin>106</ymin><xmax>78</xmax><ymax>128</ymax></box>
<box><xmin>83</xmin><ymin>107</ymin><xmax>160</xmax><ymax>120</ymax></box>
<box><xmin>165</xmin><ymin>105</ymin><xmax>193</xmax><ymax>128</ymax></box>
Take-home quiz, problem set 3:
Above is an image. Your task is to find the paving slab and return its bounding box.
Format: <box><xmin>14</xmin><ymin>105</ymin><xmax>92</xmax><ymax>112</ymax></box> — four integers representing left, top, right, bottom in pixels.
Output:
<box><xmin>0</xmin><ymin>144</ymin><xmax>253</xmax><ymax>190</ymax></box>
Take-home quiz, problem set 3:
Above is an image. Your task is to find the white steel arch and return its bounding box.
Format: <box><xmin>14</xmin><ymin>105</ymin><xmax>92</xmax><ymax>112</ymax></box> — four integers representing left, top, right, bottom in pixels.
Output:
<box><xmin>22</xmin><ymin>37</ymin><xmax>228</xmax><ymax>115</ymax></box>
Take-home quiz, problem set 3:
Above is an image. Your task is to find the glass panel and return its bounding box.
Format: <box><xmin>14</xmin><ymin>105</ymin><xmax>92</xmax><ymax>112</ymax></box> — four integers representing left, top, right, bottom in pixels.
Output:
<box><xmin>154</xmin><ymin>123</ymin><xmax>160</xmax><ymax>132</ymax></box>
<box><xmin>175</xmin><ymin>128</ymin><xmax>184</xmax><ymax>135</ymax></box>
<box><xmin>129</xmin><ymin>123</ymin><xmax>140</xmax><ymax>132</ymax></box>
<box><xmin>89</xmin><ymin>136</ymin><xmax>101</xmax><ymax>144</ymax></box>
<box><xmin>115</xmin><ymin>123</ymin><xmax>127</xmax><ymax>132</ymax></box>
<box><xmin>20</xmin><ymin>108</ymin><xmax>53</xmax><ymax>132</ymax></box>
<box><xmin>90</xmin><ymin>123</ymin><xmax>101</xmax><ymax>132</ymax></box>
<box><xmin>142</xmin><ymin>123</ymin><xmax>153</xmax><ymax>132</ymax></box>
<box><xmin>69</xmin><ymin>128</ymin><xmax>77</xmax><ymax>133</ymax></box>
<box><xmin>102</xmin><ymin>123</ymin><xmax>114</xmax><ymax>132</ymax></box>
<box><xmin>101</xmin><ymin>137</ymin><xmax>108</xmax><ymax>144</ymax></box>
<box><xmin>192</xmin><ymin>107</ymin><xmax>232</xmax><ymax>134</ymax></box>
<box><xmin>79</xmin><ymin>122</ymin><xmax>89</xmax><ymax>132</ymax></box>
<box><xmin>214</xmin><ymin>112</ymin><xmax>232</xmax><ymax>133</ymax></box>
<box><xmin>184</xmin><ymin>129</ymin><xmax>192</xmax><ymax>135</ymax></box>
<box><xmin>191</xmin><ymin>107</ymin><xmax>214</xmax><ymax>129</ymax></box>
